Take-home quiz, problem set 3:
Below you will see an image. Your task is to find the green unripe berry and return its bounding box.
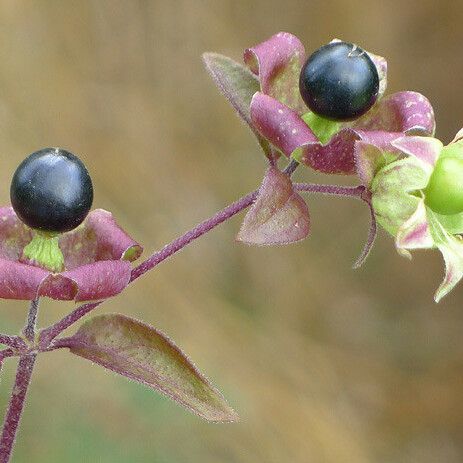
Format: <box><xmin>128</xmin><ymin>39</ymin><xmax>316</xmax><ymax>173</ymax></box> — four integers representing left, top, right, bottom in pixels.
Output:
<box><xmin>425</xmin><ymin>155</ymin><xmax>463</xmax><ymax>215</ymax></box>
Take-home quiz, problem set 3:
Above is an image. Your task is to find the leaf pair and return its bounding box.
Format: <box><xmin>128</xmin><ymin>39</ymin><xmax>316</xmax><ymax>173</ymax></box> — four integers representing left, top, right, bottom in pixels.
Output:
<box><xmin>58</xmin><ymin>314</ymin><xmax>238</xmax><ymax>423</ymax></box>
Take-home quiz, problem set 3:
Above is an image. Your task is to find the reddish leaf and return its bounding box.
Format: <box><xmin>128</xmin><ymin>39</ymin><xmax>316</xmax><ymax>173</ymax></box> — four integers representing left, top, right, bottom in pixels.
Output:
<box><xmin>62</xmin><ymin>314</ymin><xmax>238</xmax><ymax>422</ymax></box>
<box><xmin>237</xmin><ymin>167</ymin><xmax>310</xmax><ymax>245</ymax></box>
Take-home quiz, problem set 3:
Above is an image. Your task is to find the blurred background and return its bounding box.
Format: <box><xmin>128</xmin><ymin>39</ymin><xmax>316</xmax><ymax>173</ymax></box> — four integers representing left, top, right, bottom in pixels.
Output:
<box><xmin>0</xmin><ymin>1</ymin><xmax>462</xmax><ymax>462</ymax></box>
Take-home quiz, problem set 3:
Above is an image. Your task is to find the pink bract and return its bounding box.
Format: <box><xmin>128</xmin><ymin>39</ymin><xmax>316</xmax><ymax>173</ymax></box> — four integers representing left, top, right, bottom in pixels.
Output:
<box><xmin>246</xmin><ymin>32</ymin><xmax>436</xmax><ymax>174</ymax></box>
<box><xmin>0</xmin><ymin>207</ymin><xmax>142</xmax><ymax>301</ymax></box>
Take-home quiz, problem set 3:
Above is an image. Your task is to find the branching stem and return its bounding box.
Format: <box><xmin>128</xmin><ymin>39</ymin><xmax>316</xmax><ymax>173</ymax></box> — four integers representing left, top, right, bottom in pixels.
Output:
<box><xmin>22</xmin><ymin>299</ymin><xmax>39</xmax><ymax>343</ymax></box>
<box><xmin>39</xmin><ymin>176</ymin><xmax>371</xmax><ymax>347</ymax></box>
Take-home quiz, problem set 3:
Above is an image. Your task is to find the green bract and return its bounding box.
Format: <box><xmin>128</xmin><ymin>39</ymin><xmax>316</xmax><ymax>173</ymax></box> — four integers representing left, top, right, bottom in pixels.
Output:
<box><xmin>357</xmin><ymin>133</ymin><xmax>463</xmax><ymax>301</ymax></box>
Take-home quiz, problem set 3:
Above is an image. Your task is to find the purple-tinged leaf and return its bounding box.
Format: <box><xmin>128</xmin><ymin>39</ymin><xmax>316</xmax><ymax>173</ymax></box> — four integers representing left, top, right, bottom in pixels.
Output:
<box><xmin>202</xmin><ymin>52</ymin><xmax>272</xmax><ymax>157</ymax></box>
<box><xmin>62</xmin><ymin>314</ymin><xmax>238</xmax><ymax>422</ymax></box>
<box><xmin>237</xmin><ymin>167</ymin><xmax>309</xmax><ymax>245</ymax></box>
<box><xmin>244</xmin><ymin>32</ymin><xmax>306</xmax><ymax>113</ymax></box>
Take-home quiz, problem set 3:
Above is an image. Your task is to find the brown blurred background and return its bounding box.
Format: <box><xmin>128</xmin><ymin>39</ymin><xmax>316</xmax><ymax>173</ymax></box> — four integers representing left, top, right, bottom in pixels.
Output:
<box><xmin>0</xmin><ymin>1</ymin><xmax>462</xmax><ymax>462</ymax></box>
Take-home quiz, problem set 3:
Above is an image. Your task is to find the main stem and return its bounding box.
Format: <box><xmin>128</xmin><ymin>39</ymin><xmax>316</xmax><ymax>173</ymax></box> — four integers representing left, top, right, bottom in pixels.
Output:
<box><xmin>0</xmin><ymin>300</ymin><xmax>40</xmax><ymax>462</ymax></box>
<box><xmin>0</xmin><ymin>355</ymin><xmax>36</xmax><ymax>463</ymax></box>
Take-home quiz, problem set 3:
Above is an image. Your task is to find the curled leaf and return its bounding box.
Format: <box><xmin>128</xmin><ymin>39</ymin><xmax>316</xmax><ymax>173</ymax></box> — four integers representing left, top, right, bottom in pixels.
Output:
<box><xmin>237</xmin><ymin>167</ymin><xmax>310</xmax><ymax>245</ymax></box>
<box><xmin>391</xmin><ymin>136</ymin><xmax>442</xmax><ymax>173</ymax></box>
<box><xmin>61</xmin><ymin>314</ymin><xmax>238</xmax><ymax>422</ymax></box>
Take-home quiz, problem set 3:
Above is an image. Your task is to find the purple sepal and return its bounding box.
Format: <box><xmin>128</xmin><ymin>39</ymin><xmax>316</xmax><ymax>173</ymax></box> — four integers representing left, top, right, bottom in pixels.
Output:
<box><xmin>244</xmin><ymin>32</ymin><xmax>306</xmax><ymax>113</ymax></box>
<box><xmin>352</xmin><ymin>91</ymin><xmax>435</xmax><ymax>136</ymax></box>
<box><xmin>0</xmin><ymin>259</ymin><xmax>48</xmax><ymax>300</ymax></box>
<box><xmin>391</xmin><ymin>136</ymin><xmax>442</xmax><ymax>171</ymax></box>
<box><xmin>0</xmin><ymin>207</ymin><xmax>142</xmax><ymax>301</ymax></box>
<box><xmin>237</xmin><ymin>167</ymin><xmax>310</xmax><ymax>245</ymax></box>
<box><xmin>39</xmin><ymin>260</ymin><xmax>132</xmax><ymax>302</ymax></box>
<box><xmin>251</xmin><ymin>89</ymin><xmax>435</xmax><ymax>174</ymax></box>
<box><xmin>251</xmin><ymin>93</ymin><xmax>402</xmax><ymax>174</ymax></box>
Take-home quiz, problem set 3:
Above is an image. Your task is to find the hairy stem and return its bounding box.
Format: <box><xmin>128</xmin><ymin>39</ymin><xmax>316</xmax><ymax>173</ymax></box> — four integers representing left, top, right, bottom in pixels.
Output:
<box><xmin>0</xmin><ymin>336</ymin><xmax>25</xmax><ymax>351</ymax></box>
<box><xmin>294</xmin><ymin>183</ymin><xmax>376</xmax><ymax>268</ymax></box>
<box><xmin>40</xmin><ymin>178</ymin><xmax>370</xmax><ymax>347</ymax></box>
<box><xmin>22</xmin><ymin>299</ymin><xmax>39</xmax><ymax>343</ymax></box>
<box><xmin>130</xmin><ymin>190</ymin><xmax>257</xmax><ymax>281</ymax></box>
<box><xmin>39</xmin><ymin>189</ymin><xmax>259</xmax><ymax>346</ymax></box>
<box><xmin>283</xmin><ymin>158</ymin><xmax>299</xmax><ymax>176</ymax></box>
<box><xmin>293</xmin><ymin>183</ymin><xmax>365</xmax><ymax>198</ymax></box>
<box><xmin>0</xmin><ymin>354</ymin><xmax>36</xmax><ymax>463</ymax></box>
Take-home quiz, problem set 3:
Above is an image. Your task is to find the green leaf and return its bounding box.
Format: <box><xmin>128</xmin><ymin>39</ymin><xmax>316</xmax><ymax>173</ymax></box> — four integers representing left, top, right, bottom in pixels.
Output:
<box><xmin>202</xmin><ymin>52</ymin><xmax>272</xmax><ymax>157</ymax></box>
<box><xmin>63</xmin><ymin>314</ymin><xmax>238</xmax><ymax>422</ymax></box>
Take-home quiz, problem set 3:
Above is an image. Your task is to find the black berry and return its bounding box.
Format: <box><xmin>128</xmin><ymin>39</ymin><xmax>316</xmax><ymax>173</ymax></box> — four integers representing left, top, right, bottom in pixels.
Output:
<box><xmin>299</xmin><ymin>41</ymin><xmax>379</xmax><ymax>121</ymax></box>
<box><xmin>10</xmin><ymin>148</ymin><xmax>93</xmax><ymax>233</ymax></box>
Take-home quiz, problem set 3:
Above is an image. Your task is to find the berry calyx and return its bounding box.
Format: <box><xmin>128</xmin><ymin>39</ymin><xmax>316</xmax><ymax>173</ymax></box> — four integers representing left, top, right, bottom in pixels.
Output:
<box><xmin>22</xmin><ymin>231</ymin><xmax>64</xmax><ymax>273</ymax></box>
<box><xmin>299</xmin><ymin>41</ymin><xmax>379</xmax><ymax>121</ymax></box>
<box><xmin>11</xmin><ymin>148</ymin><xmax>93</xmax><ymax>233</ymax></box>
<box><xmin>425</xmin><ymin>155</ymin><xmax>463</xmax><ymax>216</ymax></box>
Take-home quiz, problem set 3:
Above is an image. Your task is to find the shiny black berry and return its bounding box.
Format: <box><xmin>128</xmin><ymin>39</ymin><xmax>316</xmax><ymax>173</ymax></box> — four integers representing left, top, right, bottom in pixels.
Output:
<box><xmin>299</xmin><ymin>41</ymin><xmax>379</xmax><ymax>121</ymax></box>
<box><xmin>10</xmin><ymin>148</ymin><xmax>93</xmax><ymax>233</ymax></box>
